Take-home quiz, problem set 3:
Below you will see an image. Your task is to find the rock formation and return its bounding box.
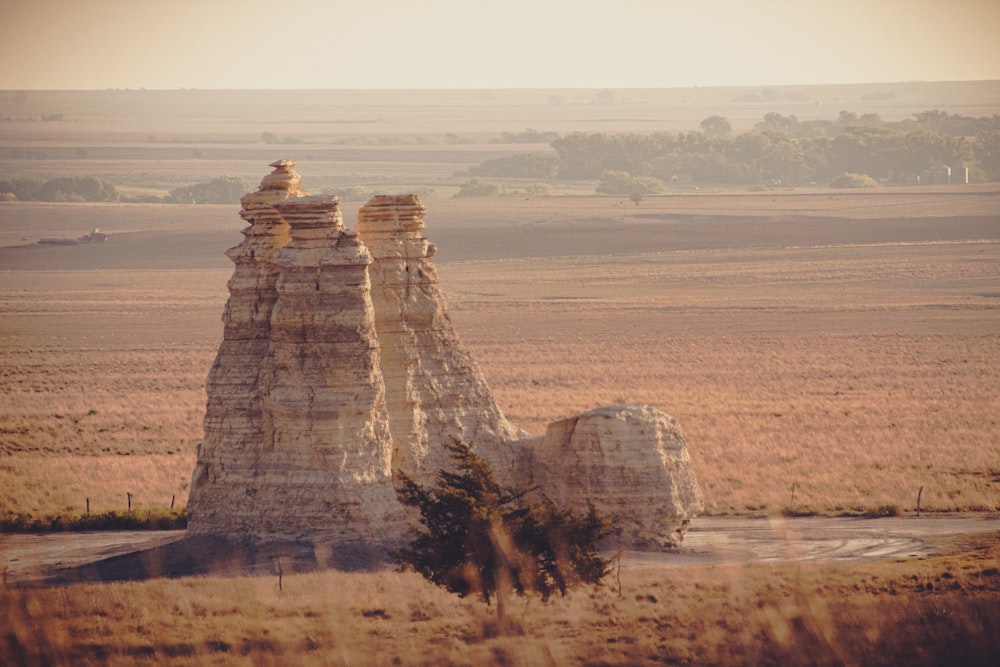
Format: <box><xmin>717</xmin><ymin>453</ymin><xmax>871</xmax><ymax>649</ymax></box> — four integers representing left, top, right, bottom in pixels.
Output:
<box><xmin>516</xmin><ymin>405</ymin><xmax>703</xmax><ymax>549</ymax></box>
<box><xmin>188</xmin><ymin>163</ymin><xmax>405</xmax><ymax>554</ymax></box>
<box><xmin>188</xmin><ymin>160</ymin><xmax>302</xmax><ymax>541</ymax></box>
<box><xmin>356</xmin><ymin>195</ymin><xmax>524</xmax><ymax>487</ymax></box>
<box><xmin>188</xmin><ymin>161</ymin><xmax>702</xmax><ymax>560</ymax></box>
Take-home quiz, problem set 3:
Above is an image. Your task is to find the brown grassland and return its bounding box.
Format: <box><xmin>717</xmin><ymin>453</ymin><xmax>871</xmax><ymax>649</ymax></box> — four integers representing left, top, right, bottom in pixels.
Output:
<box><xmin>4</xmin><ymin>531</ymin><xmax>1000</xmax><ymax>666</ymax></box>
<box><xmin>1</xmin><ymin>85</ymin><xmax>999</xmax><ymax>664</ymax></box>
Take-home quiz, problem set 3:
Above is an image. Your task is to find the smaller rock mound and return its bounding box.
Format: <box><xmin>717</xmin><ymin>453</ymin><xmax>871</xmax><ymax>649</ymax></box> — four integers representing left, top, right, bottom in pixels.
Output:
<box><xmin>517</xmin><ymin>405</ymin><xmax>703</xmax><ymax>550</ymax></box>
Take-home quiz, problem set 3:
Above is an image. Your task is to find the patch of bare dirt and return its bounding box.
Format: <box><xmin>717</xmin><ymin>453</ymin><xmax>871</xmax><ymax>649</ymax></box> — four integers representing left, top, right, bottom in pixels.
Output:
<box><xmin>3</xmin><ymin>515</ymin><xmax>998</xmax><ymax>585</ymax></box>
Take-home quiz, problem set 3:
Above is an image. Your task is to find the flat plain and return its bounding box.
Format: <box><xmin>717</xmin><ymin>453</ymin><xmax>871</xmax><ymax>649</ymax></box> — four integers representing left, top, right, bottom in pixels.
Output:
<box><xmin>2</xmin><ymin>189</ymin><xmax>997</xmax><ymax>517</ymax></box>
<box><xmin>1</xmin><ymin>84</ymin><xmax>999</xmax><ymax>665</ymax></box>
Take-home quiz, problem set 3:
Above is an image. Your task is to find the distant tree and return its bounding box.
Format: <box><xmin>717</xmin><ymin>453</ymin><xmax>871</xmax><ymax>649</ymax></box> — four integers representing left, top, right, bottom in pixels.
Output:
<box><xmin>165</xmin><ymin>176</ymin><xmax>252</xmax><ymax>204</ymax></box>
<box><xmin>596</xmin><ymin>170</ymin><xmax>664</xmax><ymax>204</ymax></box>
<box><xmin>0</xmin><ymin>176</ymin><xmax>44</xmax><ymax>201</ymax></box>
<box><xmin>394</xmin><ymin>439</ymin><xmax>610</xmax><ymax>623</ymax></box>
<box><xmin>468</xmin><ymin>153</ymin><xmax>559</xmax><ymax>179</ymax></box>
<box><xmin>454</xmin><ymin>178</ymin><xmax>506</xmax><ymax>198</ymax></box>
<box><xmin>974</xmin><ymin>131</ymin><xmax>1000</xmax><ymax>180</ymax></box>
<box><xmin>35</xmin><ymin>176</ymin><xmax>117</xmax><ymax>202</ymax></box>
<box><xmin>754</xmin><ymin>112</ymin><xmax>799</xmax><ymax>135</ymax></box>
<box><xmin>700</xmin><ymin>115</ymin><xmax>732</xmax><ymax>139</ymax></box>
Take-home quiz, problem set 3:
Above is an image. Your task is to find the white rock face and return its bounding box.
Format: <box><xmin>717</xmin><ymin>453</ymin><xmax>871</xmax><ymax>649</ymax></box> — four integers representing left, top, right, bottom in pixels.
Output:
<box><xmin>516</xmin><ymin>405</ymin><xmax>704</xmax><ymax>550</ymax></box>
<box><xmin>188</xmin><ymin>163</ymin><xmax>702</xmax><ymax>559</ymax></box>
<box><xmin>188</xmin><ymin>166</ymin><xmax>405</xmax><ymax>552</ymax></box>
<box><xmin>356</xmin><ymin>194</ymin><xmax>523</xmax><ymax>486</ymax></box>
<box><xmin>188</xmin><ymin>160</ymin><xmax>303</xmax><ymax>541</ymax></box>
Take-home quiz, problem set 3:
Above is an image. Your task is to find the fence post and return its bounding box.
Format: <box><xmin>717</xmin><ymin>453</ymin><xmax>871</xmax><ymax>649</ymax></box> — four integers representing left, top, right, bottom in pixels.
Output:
<box><xmin>86</xmin><ymin>497</ymin><xmax>90</xmax><ymax>515</ymax></box>
<box><xmin>916</xmin><ymin>486</ymin><xmax>924</xmax><ymax>517</ymax></box>
<box><xmin>127</xmin><ymin>492</ymin><xmax>132</xmax><ymax>512</ymax></box>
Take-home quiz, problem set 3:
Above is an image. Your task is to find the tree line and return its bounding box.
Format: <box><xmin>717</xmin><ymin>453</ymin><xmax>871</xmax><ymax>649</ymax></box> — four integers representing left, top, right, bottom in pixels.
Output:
<box><xmin>0</xmin><ymin>175</ymin><xmax>252</xmax><ymax>204</ymax></box>
<box><xmin>470</xmin><ymin>110</ymin><xmax>1000</xmax><ymax>189</ymax></box>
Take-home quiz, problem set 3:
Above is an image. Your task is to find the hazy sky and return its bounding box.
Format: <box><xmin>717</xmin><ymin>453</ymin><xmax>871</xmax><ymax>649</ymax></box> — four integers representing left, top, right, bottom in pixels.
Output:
<box><xmin>2</xmin><ymin>0</ymin><xmax>998</xmax><ymax>90</ymax></box>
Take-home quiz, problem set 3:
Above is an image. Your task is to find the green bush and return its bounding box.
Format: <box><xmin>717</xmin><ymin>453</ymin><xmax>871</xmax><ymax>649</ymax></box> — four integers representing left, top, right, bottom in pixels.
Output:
<box><xmin>394</xmin><ymin>439</ymin><xmax>610</xmax><ymax>611</ymax></box>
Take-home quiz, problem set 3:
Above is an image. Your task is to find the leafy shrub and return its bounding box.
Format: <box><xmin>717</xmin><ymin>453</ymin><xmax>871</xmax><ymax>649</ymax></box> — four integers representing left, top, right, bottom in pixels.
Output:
<box><xmin>829</xmin><ymin>172</ymin><xmax>881</xmax><ymax>188</ymax></box>
<box><xmin>394</xmin><ymin>439</ymin><xmax>610</xmax><ymax>609</ymax></box>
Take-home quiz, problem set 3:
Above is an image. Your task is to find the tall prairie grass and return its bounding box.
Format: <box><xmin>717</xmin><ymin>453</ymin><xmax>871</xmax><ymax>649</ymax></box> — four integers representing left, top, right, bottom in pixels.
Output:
<box><xmin>3</xmin><ymin>531</ymin><xmax>999</xmax><ymax>665</ymax></box>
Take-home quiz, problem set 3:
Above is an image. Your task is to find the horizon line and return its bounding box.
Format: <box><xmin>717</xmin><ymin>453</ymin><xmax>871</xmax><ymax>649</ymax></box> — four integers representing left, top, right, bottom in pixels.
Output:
<box><xmin>3</xmin><ymin>79</ymin><xmax>999</xmax><ymax>94</ymax></box>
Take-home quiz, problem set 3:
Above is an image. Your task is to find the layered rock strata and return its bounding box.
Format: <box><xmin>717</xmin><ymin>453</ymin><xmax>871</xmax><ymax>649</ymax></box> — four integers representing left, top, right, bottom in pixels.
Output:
<box><xmin>189</xmin><ymin>165</ymin><xmax>405</xmax><ymax>552</ymax></box>
<box><xmin>516</xmin><ymin>405</ymin><xmax>703</xmax><ymax>549</ymax></box>
<box><xmin>189</xmin><ymin>161</ymin><xmax>702</xmax><ymax>558</ymax></box>
<box><xmin>355</xmin><ymin>195</ymin><xmax>523</xmax><ymax>486</ymax></box>
<box><xmin>188</xmin><ymin>160</ymin><xmax>305</xmax><ymax>540</ymax></box>
<box><xmin>256</xmin><ymin>195</ymin><xmax>404</xmax><ymax>547</ymax></box>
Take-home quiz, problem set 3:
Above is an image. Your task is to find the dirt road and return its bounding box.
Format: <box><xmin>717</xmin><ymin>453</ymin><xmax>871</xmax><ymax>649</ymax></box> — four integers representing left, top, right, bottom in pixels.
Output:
<box><xmin>3</xmin><ymin>514</ymin><xmax>997</xmax><ymax>585</ymax></box>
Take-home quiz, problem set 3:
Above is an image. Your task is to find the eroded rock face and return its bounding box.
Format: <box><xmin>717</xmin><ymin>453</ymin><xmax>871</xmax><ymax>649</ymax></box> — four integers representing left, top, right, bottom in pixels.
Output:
<box><xmin>356</xmin><ymin>195</ymin><xmax>523</xmax><ymax>486</ymax></box>
<box><xmin>255</xmin><ymin>195</ymin><xmax>405</xmax><ymax>546</ymax></box>
<box><xmin>188</xmin><ymin>167</ymin><xmax>405</xmax><ymax>552</ymax></box>
<box><xmin>516</xmin><ymin>405</ymin><xmax>704</xmax><ymax>550</ymax></box>
<box><xmin>188</xmin><ymin>160</ymin><xmax>305</xmax><ymax>540</ymax></box>
<box><xmin>189</xmin><ymin>162</ymin><xmax>702</xmax><ymax>558</ymax></box>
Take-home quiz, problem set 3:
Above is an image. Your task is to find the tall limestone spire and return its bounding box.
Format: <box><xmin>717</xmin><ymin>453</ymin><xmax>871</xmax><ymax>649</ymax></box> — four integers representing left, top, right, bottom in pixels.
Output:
<box><xmin>257</xmin><ymin>194</ymin><xmax>404</xmax><ymax>548</ymax></box>
<box><xmin>356</xmin><ymin>194</ymin><xmax>524</xmax><ymax>486</ymax></box>
<box><xmin>188</xmin><ymin>160</ymin><xmax>306</xmax><ymax>541</ymax></box>
<box><xmin>188</xmin><ymin>165</ymin><xmax>405</xmax><ymax>554</ymax></box>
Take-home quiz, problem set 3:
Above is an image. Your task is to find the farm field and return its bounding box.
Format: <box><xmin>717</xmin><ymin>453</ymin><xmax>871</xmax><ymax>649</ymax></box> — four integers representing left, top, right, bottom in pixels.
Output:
<box><xmin>1</xmin><ymin>83</ymin><xmax>999</xmax><ymax>665</ymax></box>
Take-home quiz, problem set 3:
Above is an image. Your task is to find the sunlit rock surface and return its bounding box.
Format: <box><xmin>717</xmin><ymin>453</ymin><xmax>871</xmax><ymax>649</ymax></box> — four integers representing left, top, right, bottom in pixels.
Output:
<box><xmin>188</xmin><ymin>160</ymin><xmax>304</xmax><ymax>541</ymax></box>
<box><xmin>189</xmin><ymin>163</ymin><xmax>702</xmax><ymax>560</ymax></box>
<box><xmin>188</xmin><ymin>166</ymin><xmax>405</xmax><ymax>552</ymax></box>
<box><xmin>356</xmin><ymin>194</ymin><xmax>523</xmax><ymax>487</ymax></box>
<box><xmin>517</xmin><ymin>406</ymin><xmax>703</xmax><ymax>550</ymax></box>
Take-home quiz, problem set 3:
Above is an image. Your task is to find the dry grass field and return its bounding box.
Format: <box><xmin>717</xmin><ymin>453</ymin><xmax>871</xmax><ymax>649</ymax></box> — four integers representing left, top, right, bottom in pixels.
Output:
<box><xmin>1</xmin><ymin>84</ymin><xmax>999</xmax><ymax>664</ymax></box>
<box><xmin>4</xmin><ymin>531</ymin><xmax>1000</xmax><ymax>665</ymax></box>
<box><xmin>2</xmin><ymin>190</ymin><xmax>997</xmax><ymax>518</ymax></box>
